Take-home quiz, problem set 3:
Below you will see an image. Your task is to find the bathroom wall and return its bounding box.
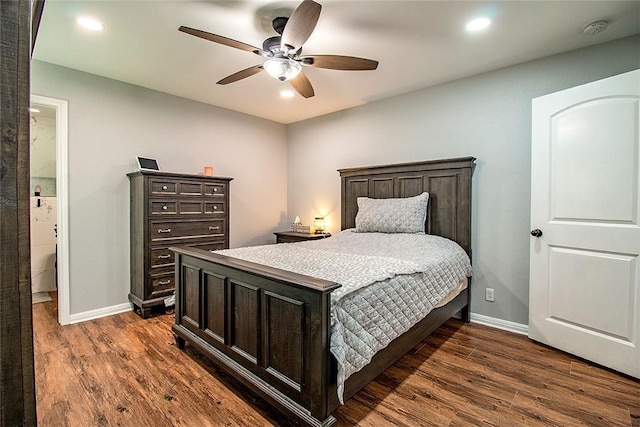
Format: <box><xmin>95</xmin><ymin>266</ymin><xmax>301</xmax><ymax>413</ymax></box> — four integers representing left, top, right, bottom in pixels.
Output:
<box><xmin>30</xmin><ymin>114</ymin><xmax>56</xmax><ymax>196</ymax></box>
<box><xmin>30</xmin><ymin>110</ymin><xmax>57</xmax><ymax>293</ymax></box>
<box><xmin>30</xmin><ymin>197</ymin><xmax>57</xmax><ymax>293</ymax></box>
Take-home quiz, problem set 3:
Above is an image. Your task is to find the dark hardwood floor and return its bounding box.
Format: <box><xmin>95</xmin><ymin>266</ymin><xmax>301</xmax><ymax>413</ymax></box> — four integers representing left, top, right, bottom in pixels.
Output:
<box><xmin>33</xmin><ymin>293</ymin><xmax>639</xmax><ymax>426</ymax></box>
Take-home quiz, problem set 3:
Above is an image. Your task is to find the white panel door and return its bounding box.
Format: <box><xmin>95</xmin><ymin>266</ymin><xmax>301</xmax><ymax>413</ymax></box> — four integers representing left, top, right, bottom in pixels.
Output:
<box><xmin>530</xmin><ymin>69</ymin><xmax>640</xmax><ymax>378</ymax></box>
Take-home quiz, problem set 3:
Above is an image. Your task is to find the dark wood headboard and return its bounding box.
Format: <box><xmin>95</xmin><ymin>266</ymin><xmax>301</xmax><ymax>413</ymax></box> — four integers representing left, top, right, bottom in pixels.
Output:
<box><xmin>338</xmin><ymin>157</ymin><xmax>475</xmax><ymax>256</ymax></box>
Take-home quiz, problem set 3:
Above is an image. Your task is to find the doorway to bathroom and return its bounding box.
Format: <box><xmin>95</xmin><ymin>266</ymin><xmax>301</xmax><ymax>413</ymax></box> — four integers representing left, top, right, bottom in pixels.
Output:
<box><xmin>30</xmin><ymin>94</ymin><xmax>69</xmax><ymax>325</ymax></box>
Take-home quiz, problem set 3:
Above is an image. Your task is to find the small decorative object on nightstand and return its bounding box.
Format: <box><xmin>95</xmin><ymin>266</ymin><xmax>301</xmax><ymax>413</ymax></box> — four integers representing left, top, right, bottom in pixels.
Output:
<box><xmin>291</xmin><ymin>216</ymin><xmax>311</xmax><ymax>233</ymax></box>
<box><xmin>274</xmin><ymin>231</ymin><xmax>331</xmax><ymax>244</ymax></box>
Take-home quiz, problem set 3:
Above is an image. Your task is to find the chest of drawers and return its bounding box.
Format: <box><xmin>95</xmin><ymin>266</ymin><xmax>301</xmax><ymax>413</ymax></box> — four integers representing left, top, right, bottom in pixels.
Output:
<box><xmin>128</xmin><ymin>171</ymin><xmax>232</xmax><ymax>318</ymax></box>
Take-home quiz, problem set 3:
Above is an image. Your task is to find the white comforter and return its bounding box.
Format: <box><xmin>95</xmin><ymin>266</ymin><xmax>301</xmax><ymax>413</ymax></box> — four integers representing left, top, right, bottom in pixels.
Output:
<box><xmin>216</xmin><ymin>229</ymin><xmax>472</xmax><ymax>402</ymax></box>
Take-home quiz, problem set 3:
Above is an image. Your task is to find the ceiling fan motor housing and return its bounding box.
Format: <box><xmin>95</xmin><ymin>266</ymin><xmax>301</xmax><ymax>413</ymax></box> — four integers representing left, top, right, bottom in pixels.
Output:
<box><xmin>272</xmin><ymin>17</ymin><xmax>288</xmax><ymax>35</ymax></box>
<box><xmin>263</xmin><ymin>36</ymin><xmax>282</xmax><ymax>53</ymax></box>
<box><xmin>264</xmin><ymin>17</ymin><xmax>300</xmax><ymax>56</ymax></box>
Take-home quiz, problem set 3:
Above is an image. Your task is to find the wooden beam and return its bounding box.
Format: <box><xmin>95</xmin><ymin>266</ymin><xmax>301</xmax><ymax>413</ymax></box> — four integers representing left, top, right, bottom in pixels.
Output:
<box><xmin>0</xmin><ymin>0</ymin><xmax>37</xmax><ymax>424</ymax></box>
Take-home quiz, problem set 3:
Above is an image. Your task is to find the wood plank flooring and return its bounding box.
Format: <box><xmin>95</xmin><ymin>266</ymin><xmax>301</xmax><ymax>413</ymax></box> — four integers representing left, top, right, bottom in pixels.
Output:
<box><xmin>33</xmin><ymin>294</ymin><xmax>639</xmax><ymax>426</ymax></box>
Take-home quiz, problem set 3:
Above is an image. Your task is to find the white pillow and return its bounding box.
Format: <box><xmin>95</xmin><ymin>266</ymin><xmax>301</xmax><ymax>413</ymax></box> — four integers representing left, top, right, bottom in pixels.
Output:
<box><xmin>355</xmin><ymin>192</ymin><xmax>429</xmax><ymax>234</ymax></box>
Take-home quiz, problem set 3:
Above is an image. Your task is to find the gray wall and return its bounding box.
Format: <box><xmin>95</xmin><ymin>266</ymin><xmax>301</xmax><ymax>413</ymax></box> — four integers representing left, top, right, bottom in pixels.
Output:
<box><xmin>286</xmin><ymin>35</ymin><xmax>640</xmax><ymax>325</ymax></box>
<box><xmin>31</xmin><ymin>61</ymin><xmax>288</xmax><ymax>315</ymax></box>
<box><xmin>30</xmin><ymin>35</ymin><xmax>640</xmax><ymax>323</ymax></box>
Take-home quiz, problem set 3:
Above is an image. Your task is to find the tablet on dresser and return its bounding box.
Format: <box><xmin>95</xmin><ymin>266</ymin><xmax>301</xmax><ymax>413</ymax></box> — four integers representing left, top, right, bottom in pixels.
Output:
<box><xmin>136</xmin><ymin>157</ymin><xmax>160</xmax><ymax>172</ymax></box>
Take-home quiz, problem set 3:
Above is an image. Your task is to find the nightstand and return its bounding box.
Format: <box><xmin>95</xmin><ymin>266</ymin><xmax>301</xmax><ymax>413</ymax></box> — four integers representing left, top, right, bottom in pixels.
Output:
<box><xmin>274</xmin><ymin>231</ymin><xmax>331</xmax><ymax>244</ymax></box>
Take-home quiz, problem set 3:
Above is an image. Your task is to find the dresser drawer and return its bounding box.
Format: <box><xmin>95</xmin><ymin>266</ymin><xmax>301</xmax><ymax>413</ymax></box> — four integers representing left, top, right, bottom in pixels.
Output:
<box><xmin>149</xmin><ymin>179</ymin><xmax>177</xmax><ymax>195</ymax></box>
<box><xmin>150</xmin><ymin>247</ymin><xmax>175</xmax><ymax>268</ymax></box>
<box><xmin>179</xmin><ymin>200</ymin><xmax>204</xmax><ymax>214</ymax></box>
<box><xmin>178</xmin><ymin>182</ymin><xmax>203</xmax><ymax>196</ymax></box>
<box><xmin>150</xmin><ymin>180</ymin><xmax>228</xmax><ymax>198</ymax></box>
<box><xmin>147</xmin><ymin>272</ymin><xmax>175</xmax><ymax>299</ymax></box>
<box><xmin>150</xmin><ymin>200</ymin><xmax>178</xmax><ymax>215</ymax></box>
<box><xmin>204</xmin><ymin>201</ymin><xmax>225</xmax><ymax>215</ymax></box>
<box><xmin>149</xmin><ymin>200</ymin><xmax>226</xmax><ymax>216</ymax></box>
<box><xmin>151</xmin><ymin>242</ymin><xmax>223</xmax><ymax>269</ymax></box>
<box><xmin>150</xmin><ymin>219</ymin><xmax>225</xmax><ymax>242</ymax></box>
<box><xmin>204</xmin><ymin>183</ymin><xmax>226</xmax><ymax>197</ymax></box>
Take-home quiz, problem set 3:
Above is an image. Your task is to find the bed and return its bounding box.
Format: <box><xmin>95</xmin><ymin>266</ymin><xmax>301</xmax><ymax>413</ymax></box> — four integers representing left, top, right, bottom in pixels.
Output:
<box><xmin>171</xmin><ymin>157</ymin><xmax>475</xmax><ymax>426</ymax></box>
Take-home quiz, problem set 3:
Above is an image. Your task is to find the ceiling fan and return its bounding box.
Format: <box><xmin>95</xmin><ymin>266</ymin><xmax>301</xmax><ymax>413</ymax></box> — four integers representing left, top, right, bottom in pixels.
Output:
<box><xmin>178</xmin><ymin>0</ymin><xmax>378</xmax><ymax>98</ymax></box>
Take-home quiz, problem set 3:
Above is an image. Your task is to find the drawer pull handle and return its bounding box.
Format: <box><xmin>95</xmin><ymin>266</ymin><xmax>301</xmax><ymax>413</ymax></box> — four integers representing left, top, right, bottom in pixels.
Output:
<box><xmin>162</xmin><ymin>205</ymin><xmax>168</xmax><ymax>210</ymax></box>
<box><xmin>209</xmin><ymin>226</ymin><xmax>219</xmax><ymax>231</ymax></box>
<box><xmin>157</xmin><ymin>254</ymin><xmax>171</xmax><ymax>259</ymax></box>
<box><xmin>162</xmin><ymin>185</ymin><xmax>168</xmax><ymax>190</ymax></box>
<box><xmin>213</xmin><ymin>188</ymin><xmax>218</xmax><ymax>192</ymax></box>
<box><xmin>158</xmin><ymin>228</ymin><xmax>172</xmax><ymax>233</ymax></box>
<box><xmin>213</xmin><ymin>206</ymin><xmax>218</xmax><ymax>210</ymax></box>
<box><xmin>158</xmin><ymin>280</ymin><xmax>171</xmax><ymax>285</ymax></box>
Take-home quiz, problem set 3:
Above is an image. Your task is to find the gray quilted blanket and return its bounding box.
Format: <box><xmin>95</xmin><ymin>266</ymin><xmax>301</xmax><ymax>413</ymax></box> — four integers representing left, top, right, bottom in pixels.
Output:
<box><xmin>216</xmin><ymin>229</ymin><xmax>472</xmax><ymax>403</ymax></box>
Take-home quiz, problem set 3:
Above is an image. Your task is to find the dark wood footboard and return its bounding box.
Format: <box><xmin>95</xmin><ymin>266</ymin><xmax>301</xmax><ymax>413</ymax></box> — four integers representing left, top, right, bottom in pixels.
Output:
<box><xmin>172</xmin><ymin>246</ymin><xmax>471</xmax><ymax>426</ymax></box>
<box><xmin>171</xmin><ymin>246</ymin><xmax>341</xmax><ymax>426</ymax></box>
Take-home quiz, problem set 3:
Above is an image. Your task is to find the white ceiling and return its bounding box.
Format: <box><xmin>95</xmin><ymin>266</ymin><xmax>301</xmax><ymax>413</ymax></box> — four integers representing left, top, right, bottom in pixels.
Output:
<box><xmin>34</xmin><ymin>1</ymin><xmax>639</xmax><ymax>124</ymax></box>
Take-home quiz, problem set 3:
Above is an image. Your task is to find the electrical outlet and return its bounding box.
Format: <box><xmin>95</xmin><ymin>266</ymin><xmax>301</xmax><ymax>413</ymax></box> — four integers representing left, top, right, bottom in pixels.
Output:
<box><xmin>485</xmin><ymin>288</ymin><xmax>495</xmax><ymax>302</ymax></box>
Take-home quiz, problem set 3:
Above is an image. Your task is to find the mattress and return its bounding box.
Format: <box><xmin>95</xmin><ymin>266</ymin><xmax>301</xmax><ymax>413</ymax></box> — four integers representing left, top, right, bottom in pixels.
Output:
<box><xmin>216</xmin><ymin>229</ymin><xmax>472</xmax><ymax>402</ymax></box>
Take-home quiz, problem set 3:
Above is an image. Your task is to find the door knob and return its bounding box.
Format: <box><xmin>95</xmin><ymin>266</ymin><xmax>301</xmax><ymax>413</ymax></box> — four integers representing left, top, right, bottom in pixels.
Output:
<box><xmin>531</xmin><ymin>229</ymin><xmax>543</xmax><ymax>237</ymax></box>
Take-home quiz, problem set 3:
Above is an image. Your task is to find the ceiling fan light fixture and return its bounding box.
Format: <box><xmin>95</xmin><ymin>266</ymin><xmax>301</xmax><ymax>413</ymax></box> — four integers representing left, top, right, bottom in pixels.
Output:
<box><xmin>263</xmin><ymin>58</ymin><xmax>302</xmax><ymax>81</ymax></box>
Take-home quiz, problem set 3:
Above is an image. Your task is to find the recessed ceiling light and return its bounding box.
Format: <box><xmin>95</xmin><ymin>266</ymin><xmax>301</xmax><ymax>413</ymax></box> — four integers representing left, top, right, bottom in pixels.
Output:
<box><xmin>77</xmin><ymin>16</ymin><xmax>104</xmax><ymax>32</ymax></box>
<box><xmin>280</xmin><ymin>90</ymin><xmax>295</xmax><ymax>99</ymax></box>
<box><xmin>466</xmin><ymin>17</ymin><xmax>491</xmax><ymax>32</ymax></box>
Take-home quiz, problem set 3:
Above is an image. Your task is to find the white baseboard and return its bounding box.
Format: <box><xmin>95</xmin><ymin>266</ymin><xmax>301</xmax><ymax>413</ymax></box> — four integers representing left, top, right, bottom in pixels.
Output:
<box><xmin>67</xmin><ymin>304</ymin><xmax>529</xmax><ymax>335</ymax></box>
<box><xmin>68</xmin><ymin>302</ymin><xmax>133</xmax><ymax>324</ymax></box>
<box><xmin>470</xmin><ymin>313</ymin><xmax>529</xmax><ymax>335</ymax></box>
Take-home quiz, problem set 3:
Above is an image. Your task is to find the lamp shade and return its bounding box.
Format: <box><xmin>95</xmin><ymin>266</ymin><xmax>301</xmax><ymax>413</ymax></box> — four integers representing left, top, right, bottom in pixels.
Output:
<box><xmin>263</xmin><ymin>58</ymin><xmax>302</xmax><ymax>81</ymax></box>
<box><xmin>314</xmin><ymin>217</ymin><xmax>326</xmax><ymax>234</ymax></box>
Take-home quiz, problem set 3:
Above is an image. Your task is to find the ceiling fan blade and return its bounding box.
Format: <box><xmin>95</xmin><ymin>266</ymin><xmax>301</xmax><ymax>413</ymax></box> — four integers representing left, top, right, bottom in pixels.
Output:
<box><xmin>281</xmin><ymin>0</ymin><xmax>322</xmax><ymax>51</ymax></box>
<box><xmin>179</xmin><ymin>26</ymin><xmax>263</xmax><ymax>55</ymax></box>
<box><xmin>289</xmin><ymin>72</ymin><xmax>315</xmax><ymax>98</ymax></box>
<box><xmin>217</xmin><ymin>65</ymin><xmax>263</xmax><ymax>85</ymax></box>
<box><xmin>300</xmin><ymin>55</ymin><xmax>379</xmax><ymax>71</ymax></box>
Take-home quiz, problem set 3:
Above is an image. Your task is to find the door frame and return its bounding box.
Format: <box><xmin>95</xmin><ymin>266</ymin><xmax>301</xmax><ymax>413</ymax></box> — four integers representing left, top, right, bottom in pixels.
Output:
<box><xmin>31</xmin><ymin>94</ymin><xmax>70</xmax><ymax>325</ymax></box>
